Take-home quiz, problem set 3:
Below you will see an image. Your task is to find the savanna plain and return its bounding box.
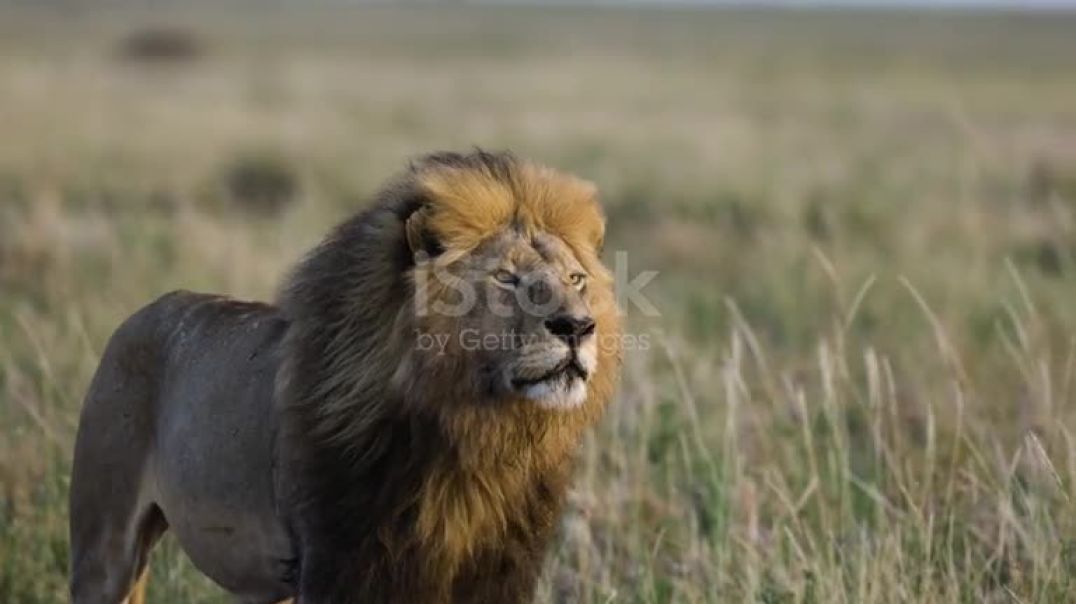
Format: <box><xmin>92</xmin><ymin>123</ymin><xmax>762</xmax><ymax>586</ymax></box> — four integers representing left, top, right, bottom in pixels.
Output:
<box><xmin>2</xmin><ymin>5</ymin><xmax>1076</xmax><ymax>603</ymax></box>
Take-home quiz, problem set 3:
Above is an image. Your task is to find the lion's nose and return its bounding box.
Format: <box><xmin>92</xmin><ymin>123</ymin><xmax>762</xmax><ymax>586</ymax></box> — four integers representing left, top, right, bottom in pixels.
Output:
<box><xmin>544</xmin><ymin>315</ymin><xmax>596</xmax><ymax>345</ymax></box>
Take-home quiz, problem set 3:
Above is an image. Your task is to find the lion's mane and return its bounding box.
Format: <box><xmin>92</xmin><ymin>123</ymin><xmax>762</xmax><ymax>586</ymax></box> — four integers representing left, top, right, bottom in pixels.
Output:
<box><xmin>273</xmin><ymin>151</ymin><xmax>621</xmax><ymax>602</ymax></box>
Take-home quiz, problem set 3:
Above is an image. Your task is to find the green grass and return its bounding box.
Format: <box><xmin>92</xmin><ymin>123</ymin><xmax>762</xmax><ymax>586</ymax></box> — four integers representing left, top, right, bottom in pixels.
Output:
<box><xmin>2</xmin><ymin>5</ymin><xmax>1076</xmax><ymax>602</ymax></box>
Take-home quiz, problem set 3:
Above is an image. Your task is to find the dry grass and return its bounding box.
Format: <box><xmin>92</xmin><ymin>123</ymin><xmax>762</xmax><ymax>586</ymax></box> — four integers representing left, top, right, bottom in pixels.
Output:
<box><xmin>2</xmin><ymin>5</ymin><xmax>1076</xmax><ymax>602</ymax></box>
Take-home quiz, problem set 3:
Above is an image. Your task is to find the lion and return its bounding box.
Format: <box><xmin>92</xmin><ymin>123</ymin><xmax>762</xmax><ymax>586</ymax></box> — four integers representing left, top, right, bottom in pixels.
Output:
<box><xmin>69</xmin><ymin>150</ymin><xmax>622</xmax><ymax>603</ymax></box>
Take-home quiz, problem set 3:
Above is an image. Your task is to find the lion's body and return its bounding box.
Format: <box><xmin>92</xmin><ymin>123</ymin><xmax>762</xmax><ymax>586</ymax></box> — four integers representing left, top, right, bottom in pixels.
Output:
<box><xmin>70</xmin><ymin>293</ymin><xmax>296</xmax><ymax>603</ymax></box>
<box><xmin>69</xmin><ymin>151</ymin><xmax>621</xmax><ymax>603</ymax></box>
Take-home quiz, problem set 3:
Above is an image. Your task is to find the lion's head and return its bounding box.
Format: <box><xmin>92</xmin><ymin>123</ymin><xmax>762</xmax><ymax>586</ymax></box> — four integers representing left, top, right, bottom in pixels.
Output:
<box><xmin>399</xmin><ymin>152</ymin><xmax>619</xmax><ymax>412</ymax></box>
<box><xmin>279</xmin><ymin>150</ymin><xmax>620</xmax><ymax>446</ymax></box>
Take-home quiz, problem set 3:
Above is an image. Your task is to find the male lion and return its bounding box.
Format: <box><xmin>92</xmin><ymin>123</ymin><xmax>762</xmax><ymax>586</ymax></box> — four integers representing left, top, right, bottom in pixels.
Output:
<box><xmin>69</xmin><ymin>150</ymin><xmax>622</xmax><ymax>603</ymax></box>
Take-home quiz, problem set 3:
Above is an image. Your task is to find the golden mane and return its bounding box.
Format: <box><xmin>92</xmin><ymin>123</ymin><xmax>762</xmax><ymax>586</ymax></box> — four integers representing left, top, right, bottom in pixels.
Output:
<box><xmin>417</xmin><ymin>160</ymin><xmax>605</xmax><ymax>258</ymax></box>
<box><xmin>409</xmin><ymin>157</ymin><xmax>622</xmax><ymax>585</ymax></box>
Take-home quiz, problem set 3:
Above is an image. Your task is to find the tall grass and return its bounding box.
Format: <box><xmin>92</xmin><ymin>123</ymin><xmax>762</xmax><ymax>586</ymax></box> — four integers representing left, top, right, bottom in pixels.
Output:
<box><xmin>2</xmin><ymin>5</ymin><xmax>1076</xmax><ymax>602</ymax></box>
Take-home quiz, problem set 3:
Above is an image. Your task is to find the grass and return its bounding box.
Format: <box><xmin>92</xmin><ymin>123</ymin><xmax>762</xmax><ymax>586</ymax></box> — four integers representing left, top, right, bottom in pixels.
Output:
<box><xmin>3</xmin><ymin>4</ymin><xmax>1076</xmax><ymax>602</ymax></box>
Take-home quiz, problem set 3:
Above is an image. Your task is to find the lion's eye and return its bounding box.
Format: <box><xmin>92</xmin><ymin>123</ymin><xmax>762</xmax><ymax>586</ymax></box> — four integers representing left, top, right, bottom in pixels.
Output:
<box><xmin>493</xmin><ymin>269</ymin><xmax>519</xmax><ymax>286</ymax></box>
<box><xmin>569</xmin><ymin>273</ymin><xmax>587</xmax><ymax>289</ymax></box>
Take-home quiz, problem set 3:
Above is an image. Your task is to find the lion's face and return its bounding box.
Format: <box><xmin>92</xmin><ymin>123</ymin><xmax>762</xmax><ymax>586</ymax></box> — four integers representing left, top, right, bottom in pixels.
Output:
<box><xmin>411</xmin><ymin>227</ymin><xmax>612</xmax><ymax>410</ymax></box>
<box><xmin>469</xmin><ymin>230</ymin><xmax>598</xmax><ymax>409</ymax></box>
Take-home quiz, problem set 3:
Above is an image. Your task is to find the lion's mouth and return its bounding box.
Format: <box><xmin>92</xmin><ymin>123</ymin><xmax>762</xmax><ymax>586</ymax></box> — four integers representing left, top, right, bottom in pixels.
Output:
<box><xmin>511</xmin><ymin>356</ymin><xmax>588</xmax><ymax>390</ymax></box>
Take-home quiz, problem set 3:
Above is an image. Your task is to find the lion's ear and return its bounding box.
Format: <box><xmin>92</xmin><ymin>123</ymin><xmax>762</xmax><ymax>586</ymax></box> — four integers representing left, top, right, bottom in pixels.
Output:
<box><xmin>405</xmin><ymin>205</ymin><xmax>444</xmax><ymax>260</ymax></box>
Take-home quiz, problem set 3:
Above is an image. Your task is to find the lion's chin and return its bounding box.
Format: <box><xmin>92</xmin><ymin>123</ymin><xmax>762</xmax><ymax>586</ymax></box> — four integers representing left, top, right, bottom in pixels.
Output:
<box><xmin>518</xmin><ymin>374</ymin><xmax>588</xmax><ymax>410</ymax></box>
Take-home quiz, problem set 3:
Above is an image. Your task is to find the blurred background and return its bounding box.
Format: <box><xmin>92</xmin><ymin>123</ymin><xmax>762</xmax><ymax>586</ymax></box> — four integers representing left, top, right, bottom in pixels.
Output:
<box><xmin>2</xmin><ymin>2</ymin><xmax>1076</xmax><ymax>602</ymax></box>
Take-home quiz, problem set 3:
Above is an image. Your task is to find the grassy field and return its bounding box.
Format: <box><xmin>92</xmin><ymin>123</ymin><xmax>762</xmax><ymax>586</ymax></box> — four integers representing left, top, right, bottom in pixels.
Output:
<box><xmin>3</xmin><ymin>5</ymin><xmax>1076</xmax><ymax>602</ymax></box>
